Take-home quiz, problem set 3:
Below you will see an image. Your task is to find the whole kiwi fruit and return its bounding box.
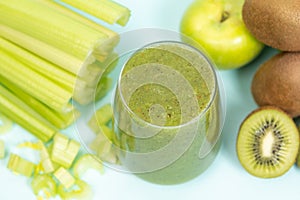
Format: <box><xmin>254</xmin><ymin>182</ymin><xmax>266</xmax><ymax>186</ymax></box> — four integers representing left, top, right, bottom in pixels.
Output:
<box><xmin>251</xmin><ymin>52</ymin><xmax>300</xmax><ymax>118</ymax></box>
<box><xmin>236</xmin><ymin>106</ymin><xmax>299</xmax><ymax>178</ymax></box>
<box><xmin>242</xmin><ymin>0</ymin><xmax>300</xmax><ymax>51</ymax></box>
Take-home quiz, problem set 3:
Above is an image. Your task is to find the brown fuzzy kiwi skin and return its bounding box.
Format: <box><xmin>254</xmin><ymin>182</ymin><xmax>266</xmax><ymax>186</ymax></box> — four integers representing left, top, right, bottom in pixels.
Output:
<box><xmin>251</xmin><ymin>52</ymin><xmax>300</xmax><ymax>118</ymax></box>
<box><xmin>242</xmin><ymin>0</ymin><xmax>300</xmax><ymax>51</ymax></box>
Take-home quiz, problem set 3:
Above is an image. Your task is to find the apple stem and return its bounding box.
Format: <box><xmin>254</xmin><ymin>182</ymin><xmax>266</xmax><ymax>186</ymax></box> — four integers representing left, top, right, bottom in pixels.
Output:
<box><xmin>220</xmin><ymin>11</ymin><xmax>230</xmax><ymax>23</ymax></box>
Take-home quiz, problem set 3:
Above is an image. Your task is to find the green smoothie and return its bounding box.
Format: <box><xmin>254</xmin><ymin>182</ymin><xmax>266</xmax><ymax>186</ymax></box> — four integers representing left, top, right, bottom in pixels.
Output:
<box><xmin>113</xmin><ymin>41</ymin><xmax>222</xmax><ymax>184</ymax></box>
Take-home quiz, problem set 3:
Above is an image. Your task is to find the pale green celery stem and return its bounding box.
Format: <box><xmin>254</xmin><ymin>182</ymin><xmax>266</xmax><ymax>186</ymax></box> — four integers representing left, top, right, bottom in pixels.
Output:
<box><xmin>61</xmin><ymin>0</ymin><xmax>131</xmax><ymax>26</ymax></box>
<box><xmin>0</xmin><ymin>85</ymin><xmax>56</xmax><ymax>142</ymax></box>
<box><xmin>0</xmin><ymin>26</ymin><xmax>110</xmax><ymax>105</ymax></box>
<box><xmin>0</xmin><ymin>0</ymin><xmax>110</xmax><ymax>60</ymax></box>
<box><xmin>0</xmin><ymin>37</ymin><xmax>76</xmax><ymax>92</ymax></box>
<box><xmin>37</xmin><ymin>0</ymin><xmax>120</xmax><ymax>47</ymax></box>
<box><xmin>0</xmin><ymin>76</ymin><xmax>79</xmax><ymax>129</ymax></box>
<box><xmin>0</xmin><ymin>25</ymin><xmax>84</xmax><ymax>76</ymax></box>
<box><xmin>0</xmin><ymin>49</ymin><xmax>72</xmax><ymax>112</ymax></box>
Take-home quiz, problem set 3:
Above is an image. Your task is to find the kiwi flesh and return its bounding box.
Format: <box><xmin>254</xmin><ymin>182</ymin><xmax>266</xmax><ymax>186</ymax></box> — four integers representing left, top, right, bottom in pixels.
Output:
<box><xmin>236</xmin><ymin>106</ymin><xmax>299</xmax><ymax>178</ymax></box>
<box><xmin>242</xmin><ymin>0</ymin><xmax>300</xmax><ymax>51</ymax></box>
<box><xmin>251</xmin><ymin>52</ymin><xmax>300</xmax><ymax>118</ymax></box>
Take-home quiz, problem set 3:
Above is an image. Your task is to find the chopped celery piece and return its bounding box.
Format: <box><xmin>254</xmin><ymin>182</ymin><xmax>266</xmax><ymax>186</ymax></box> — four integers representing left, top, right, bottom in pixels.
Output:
<box><xmin>61</xmin><ymin>0</ymin><xmax>131</xmax><ymax>26</ymax></box>
<box><xmin>0</xmin><ymin>0</ymin><xmax>111</xmax><ymax>60</ymax></box>
<box><xmin>0</xmin><ymin>113</ymin><xmax>13</xmax><ymax>134</ymax></box>
<box><xmin>17</xmin><ymin>141</ymin><xmax>56</xmax><ymax>173</ymax></box>
<box><xmin>88</xmin><ymin>104</ymin><xmax>113</xmax><ymax>132</ymax></box>
<box><xmin>89</xmin><ymin>131</ymin><xmax>119</xmax><ymax>164</ymax></box>
<box><xmin>58</xmin><ymin>179</ymin><xmax>93</xmax><ymax>200</ymax></box>
<box><xmin>39</xmin><ymin>141</ymin><xmax>55</xmax><ymax>174</ymax></box>
<box><xmin>73</xmin><ymin>154</ymin><xmax>103</xmax><ymax>178</ymax></box>
<box><xmin>0</xmin><ymin>75</ymin><xmax>79</xmax><ymax>129</ymax></box>
<box><xmin>7</xmin><ymin>154</ymin><xmax>36</xmax><ymax>177</ymax></box>
<box><xmin>54</xmin><ymin>167</ymin><xmax>75</xmax><ymax>190</ymax></box>
<box><xmin>31</xmin><ymin>174</ymin><xmax>57</xmax><ymax>199</ymax></box>
<box><xmin>51</xmin><ymin>133</ymin><xmax>80</xmax><ymax>168</ymax></box>
<box><xmin>0</xmin><ymin>49</ymin><xmax>72</xmax><ymax>112</ymax></box>
<box><xmin>95</xmin><ymin>77</ymin><xmax>113</xmax><ymax>101</ymax></box>
<box><xmin>0</xmin><ymin>140</ymin><xmax>5</xmax><ymax>159</ymax></box>
<box><xmin>97</xmin><ymin>142</ymin><xmax>118</xmax><ymax>164</ymax></box>
<box><xmin>0</xmin><ymin>85</ymin><xmax>56</xmax><ymax>142</ymax></box>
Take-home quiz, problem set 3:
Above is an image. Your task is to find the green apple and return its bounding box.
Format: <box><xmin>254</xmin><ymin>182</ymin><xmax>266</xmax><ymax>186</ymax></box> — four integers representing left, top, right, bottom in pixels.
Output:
<box><xmin>180</xmin><ymin>0</ymin><xmax>264</xmax><ymax>70</ymax></box>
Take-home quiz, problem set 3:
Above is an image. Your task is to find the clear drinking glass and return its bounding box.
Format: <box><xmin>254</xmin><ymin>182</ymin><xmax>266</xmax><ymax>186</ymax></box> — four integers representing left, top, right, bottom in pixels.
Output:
<box><xmin>112</xmin><ymin>41</ymin><xmax>225</xmax><ymax>185</ymax></box>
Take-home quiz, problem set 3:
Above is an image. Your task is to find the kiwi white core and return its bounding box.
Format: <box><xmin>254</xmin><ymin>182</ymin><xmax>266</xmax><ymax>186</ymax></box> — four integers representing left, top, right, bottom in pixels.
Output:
<box><xmin>261</xmin><ymin>128</ymin><xmax>275</xmax><ymax>158</ymax></box>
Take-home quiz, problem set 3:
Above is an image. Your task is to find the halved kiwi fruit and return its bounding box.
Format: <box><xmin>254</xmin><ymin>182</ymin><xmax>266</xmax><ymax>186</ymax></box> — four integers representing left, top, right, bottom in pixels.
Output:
<box><xmin>236</xmin><ymin>106</ymin><xmax>299</xmax><ymax>178</ymax></box>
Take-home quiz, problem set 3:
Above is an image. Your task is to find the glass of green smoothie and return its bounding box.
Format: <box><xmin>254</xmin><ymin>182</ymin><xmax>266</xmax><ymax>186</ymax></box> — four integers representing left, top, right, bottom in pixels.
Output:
<box><xmin>113</xmin><ymin>41</ymin><xmax>225</xmax><ymax>185</ymax></box>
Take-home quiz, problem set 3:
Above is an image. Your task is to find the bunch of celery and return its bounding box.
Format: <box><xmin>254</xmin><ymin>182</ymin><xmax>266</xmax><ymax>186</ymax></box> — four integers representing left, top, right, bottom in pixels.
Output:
<box><xmin>0</xmin><ymin>0</ymin><xmax>130</xmax><ymax>142</ymax></box>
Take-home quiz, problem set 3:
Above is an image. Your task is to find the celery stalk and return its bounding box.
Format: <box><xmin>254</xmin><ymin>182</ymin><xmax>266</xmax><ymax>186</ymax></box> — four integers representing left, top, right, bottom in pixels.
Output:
<box><xmin>0</xmin><ymin>25</ymin><xmax>84</xmax><ymax>75</ymax></box>
<box><xmin>0</xmin><ymin>140</ymin><xmax>5</xmax><ymax>159</ymax></box>
<box><xmin>7</xmin><ymin>154</ymin><xmax>36</xmax><ymax>177</ymax></box>
<box><xmin>61</xmin><ymin>0</ymin><xmax>131</xmax><ymax>26</ymax></box>
<box><xmin>37</xmin><ymin>0</ymin><xmax>120</xmax><ymax>46</ymax></box>
<box><xmin>0</xmin><ymin>76</ymin><xmax>78</xmax><ymax>129</ymax></box>
<box><xmin>0</xmin><ymin>0</ymin><xmax>110</xmax><ymax>60</ymax></box>
<box><xmin>0</xmin><ymin>49</ymin><xmax>72</xmax><ymax>112</ymax></box>
<box><xmin>0</xmin><ymin>85</ymin><xmax>56</xmax><ymax>142</ymax></box>
<box><xmin>0</xmin><ymin>37</ymin><xmax>77</xmax><ymax>91</ymax></box>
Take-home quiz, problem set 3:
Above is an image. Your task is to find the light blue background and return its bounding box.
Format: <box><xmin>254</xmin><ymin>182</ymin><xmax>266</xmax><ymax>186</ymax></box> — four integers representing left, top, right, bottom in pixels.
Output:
<box><xmin>1</xmin><ymin>0</ymin><xmax>299</xmax><ymax>200</ymax></box>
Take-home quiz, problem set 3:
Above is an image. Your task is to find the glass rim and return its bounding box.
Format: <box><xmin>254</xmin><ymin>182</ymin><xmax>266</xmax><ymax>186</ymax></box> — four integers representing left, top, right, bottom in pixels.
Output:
<box><xmin>116</xmin><ymin>40</ymin><xmax>219</xmax><ymax>129</ymax></box>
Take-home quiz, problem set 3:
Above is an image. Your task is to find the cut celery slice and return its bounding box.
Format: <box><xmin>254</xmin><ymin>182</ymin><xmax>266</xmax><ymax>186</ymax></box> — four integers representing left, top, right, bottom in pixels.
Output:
<box><xmin>39</xmin><ymin>141</ymin><xmax>55</xmax><ymax>174</ymax></box>
<box><xmin>89</xmin><ymin>132</ymin><xmax>119</xmax><ymax>164</ymax></box>
<box><xmin>51</xmin><ymin>133</ymin><xmax>80</xmax><ymax>168</ymax></box>
<box><xmin>7</xmin><ymin>154</ymin><xmax>36</xmax><ymax>177</ymax></box>
<box><xmin>95</xmin><ymin>77</ymin><xmax>113</xmax><ymax>101</ymax></box>
<box><xmin>31</xmin><ymin>174</ymin><xmax>57</xmax><ymax>198</ymax></box>
<box><xmin>88</xmin><ymin>104</ymin><xmax>113</xmax><ymax>132</ymax></box>
<box><xmin>54</xmin><ymin>167</ymin><xmax>76</xmax><ymax>190</ymax></box>
<box><xmin>73</xmin><ymin>154</ymin><xmax>104</xmax><ymax>178</ymax></box>
<box><xmin>58</xmin><ymin>179</ymin><xmax>93</xmax><ymax>200</ymax></box>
